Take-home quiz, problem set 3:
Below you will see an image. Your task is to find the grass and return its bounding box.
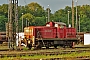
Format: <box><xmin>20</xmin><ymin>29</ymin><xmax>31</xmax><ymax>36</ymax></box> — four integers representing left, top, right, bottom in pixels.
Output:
<box><xmin>0</xmin><ymin>51</ymin><xmax>90</xmax><ymax>60</ymax></box>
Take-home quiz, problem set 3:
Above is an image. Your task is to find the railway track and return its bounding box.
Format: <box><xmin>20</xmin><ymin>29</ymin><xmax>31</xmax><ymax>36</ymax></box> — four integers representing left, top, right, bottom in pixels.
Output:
<box><xmin>0</xmin><ymin>43</ymin><xmax>90</xmax><ymax>60</ymax></box>
<box><xmin>0</xmin><ymin>48</ymin><xmax>90</xmax><ymax>58</ymax></box>
<box><xmin>23</xmin><ymin>57</ymin><xmax>90</xmax><ymax>60</ymax></box>
<box><xmin>2</xmin><ymin>56</ymin><xmax>90</xmax><ymax>60</ymax></box>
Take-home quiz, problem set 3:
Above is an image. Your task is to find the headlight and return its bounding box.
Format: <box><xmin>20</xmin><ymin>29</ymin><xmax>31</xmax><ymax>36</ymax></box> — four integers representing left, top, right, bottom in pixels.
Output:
<box><xmin>28</xmin><ymin>41</ymin><xmax>30</xmax><ymax>44</ymax></box>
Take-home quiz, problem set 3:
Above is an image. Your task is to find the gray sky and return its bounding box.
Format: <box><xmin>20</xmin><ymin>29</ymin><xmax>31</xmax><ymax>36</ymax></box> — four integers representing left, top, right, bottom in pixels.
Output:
<box><xmin>0</xmin><ymin>0</ymin><xmax>90</xmax><ymax>13</ymax></box>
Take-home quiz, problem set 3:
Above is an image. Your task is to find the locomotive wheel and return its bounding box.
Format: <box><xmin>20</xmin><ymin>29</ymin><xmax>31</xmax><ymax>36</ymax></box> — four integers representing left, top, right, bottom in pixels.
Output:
<box><xmin>27</xmin><ymin>44</ymin><xmax>32</xmax><ymax>49</ymax></box>
<box><xmin>36</xmin><ymin>45</ymin><xmax>42</xmax><ymax>49</ymax></box>
<box><xmin>46</xmin><ymin>46</ymin><xmax>49</xmax><ymax>49</ymax></box>
<box><xmin>62</xmin><ymin>45</ymin><xmax>65</xmax><ymax>48</ymax></box>
<box><xmin>54</xmin><ymin>45</ymin><xmax>57</xmax><ymax>48</ymax></box>
<box><xmin>0</xmin><ymin>42</ymin><xmax>3</xmax><ymax>44</ymax></box>
<box><xmin>35</xmin><ymin>41</ymin><xmax>42</xmax><ymax>49</ymax></box>
<box><xmin>45</xmin><ymin>42</ymin><xmax>50</xmax><ymax>49</ymax></box>
<box><xmin>70</xmin><ymin>45</ymin><xmax>72</xmax><ymax>48</ymax></box>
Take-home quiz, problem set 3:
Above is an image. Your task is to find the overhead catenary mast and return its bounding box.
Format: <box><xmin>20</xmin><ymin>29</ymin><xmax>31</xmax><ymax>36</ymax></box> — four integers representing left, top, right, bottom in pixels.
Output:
<box><xmin>6</xmin><ymin>0</ymin><xmax>18</xmax><ymax>50</ymax></box>
<box><xmin>48</xmin><ymin>5</ymin><xmax>50</xmax><ymax>22</ymax></box>
<box><xmin>76</xmin><ymin>0</ymin><xmax>78</xmax><ymax>32</ymax></box>
<box><xmin>15</xmin><ymin>0</ymin><xmax>19</xmax><ymax>49</ymax></box>
<box><xmin>7</xmin><ymin>0</ymin><xmax>14</xmax><ymax>50</ymax></box>
<box><xmin>72</xmin><ymin>0</ymin><xmax>74</xmax><ymax>28</ymax></box>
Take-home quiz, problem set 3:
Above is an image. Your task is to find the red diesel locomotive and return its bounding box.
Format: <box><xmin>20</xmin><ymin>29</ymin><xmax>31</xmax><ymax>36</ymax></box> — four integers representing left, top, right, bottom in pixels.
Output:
<box><xmin>24</xmin><ymin>22</ymin><xmax>79</xmax><ymax>49</ymax></box>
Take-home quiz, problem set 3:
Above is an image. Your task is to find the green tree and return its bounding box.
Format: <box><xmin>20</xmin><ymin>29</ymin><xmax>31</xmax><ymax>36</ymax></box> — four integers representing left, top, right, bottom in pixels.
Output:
<box><xmin>27</xmin><ymin>2</ymin><xmax>45</xmax><ymax>17</ymax></box>
<box><xmin>35</xmin><ymin>17</ymin><xmax>46</xmax><ymax>26</ymax></box>
<box><xmin>20</xmin><ymin>13</ymin><xmax>35</xmax><ymax>30</ymax></box>
<box><xmin>53</xmin><ymin>9</ymin><xmax>68</xmax><ymax>25</ymax></box>
<box><xmin>0</xmin><ymin>4</ymin><xmax>8</xmax><ymax>17</ymax></box>
<box><xmin>0</xmin><ymin>15</ymin><xmax>8</xmax><ymax>31</ymax></box>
